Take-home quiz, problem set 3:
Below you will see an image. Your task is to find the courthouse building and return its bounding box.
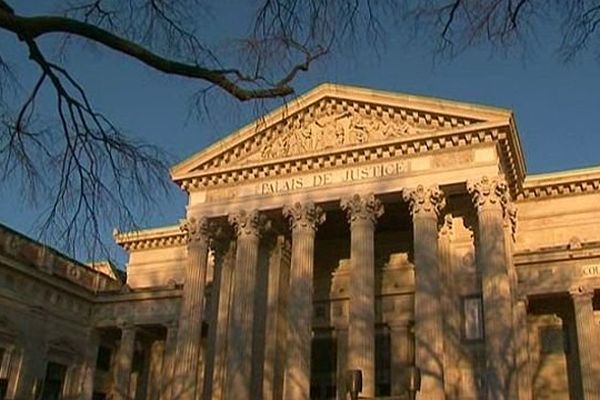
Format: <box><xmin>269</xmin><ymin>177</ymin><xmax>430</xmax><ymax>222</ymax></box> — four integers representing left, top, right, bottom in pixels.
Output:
<box><xmin>2</xmin><ymin>84</ymin><xmax>600</xmax><ymax>400</ymax></box>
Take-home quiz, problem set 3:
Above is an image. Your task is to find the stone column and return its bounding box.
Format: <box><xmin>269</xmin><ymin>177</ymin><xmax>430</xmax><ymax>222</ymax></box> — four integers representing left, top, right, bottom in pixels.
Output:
<box><xmin>341</xmin><ymin>193</ymin><xmax>384</xmax><ymax>399</ymax></box>
<box><xmin>113</xmin><ymin>324</ymin><xmax>136</xmax><ymax>400</ymax></box>
<box><xmin>262</xmin><ymin>236</ymin><xmax>291</xmax><ymax>400</ymax></box>
<box><xmin>161</xmin><ymin>322</ymin><xmax>178</xmax><ymax>400</ymax></box>
<box><xmin>224</xmin><ymin>209</ymin><xmax>266</xmax><ymax>400</ymax></box>
<box><xmin>80</xmin><ymin>329</ymin><xmax>100</xmax><ymax>400</ymax></box>
<box><xmin>173</xmin><ymin>216</ymin><xmax>211</xmax><ymax>400</ymax></box>
<box><xmin>403</xmin><ymin>185</ymin><xmax>446</xmax><ymax>400</ymax></box>
<box><xmin>467</xmin><ymin>176</ymin><xmax>517</xmax><ymax>399</ymax></box>
<box><xmin>282</xmin><ymin>202</ymin><xmax>325</xmax><ymax>400</ymax></box>
<box><xmin>208</xmin><ymin>240</ymin><xmax>236</xmax><ymax>400</ymax></box>
<box><xmin>513</xmin><ymin>296</ymin><xmax>532</xmax><ymax>400</ymax></box>
<box><xmin>570</xmin><ymin>285</ymin><xmax>600</xmax><ymax>400</ymax></box>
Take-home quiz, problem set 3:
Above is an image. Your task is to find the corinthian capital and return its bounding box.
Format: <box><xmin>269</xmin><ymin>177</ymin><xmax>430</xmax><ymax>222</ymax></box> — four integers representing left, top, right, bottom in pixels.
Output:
<box><xmin>283</xmin><ymin>202</ymin><xmax>326</xmax><ymax>232</ymax></box>
<box><xmin>467</xmin><ymin>176</ymin><xmax>510</xmax><ymax>213</ymax></box>
<box><xmin>403</xmin><ymin>185</ymin><xmax>445</xmax><ymax>218</ymax></box>
<box><xmin>180</xmin><ymin>216</ymin><xmax>210</xmax><ymax>243</ymax></box>
<box><xmin>340</xmin><ymin>194</ymin><xmax>384</xmax><ymax>224</ymax></box>
<box><xmin>228</xmin><ymin>209</ymin><xmax>268</xmax><ymax>237</ymax></box>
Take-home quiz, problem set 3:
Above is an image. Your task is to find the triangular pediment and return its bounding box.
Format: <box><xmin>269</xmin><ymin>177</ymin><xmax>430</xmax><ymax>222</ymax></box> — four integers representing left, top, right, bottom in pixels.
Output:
<box><xmin>171</xmin><ymin>83</ymin><xmax>513</xmax><ymax>186</ymax></box>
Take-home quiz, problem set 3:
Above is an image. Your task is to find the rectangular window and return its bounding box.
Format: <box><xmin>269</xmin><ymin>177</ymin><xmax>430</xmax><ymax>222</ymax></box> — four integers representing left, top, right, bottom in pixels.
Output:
<box><xmin>96</xmin><ymin>346</ymin><xmax>112</xmax><ymax>371</ymax></box>
<box><xmin>540</xmin><ymin>326</ymin><xmax>566</xmax><ymax>354</ymax></box>
<box><xmin>41</xmin><ymin>362</ymin><xmax>67</xmax><ymax>400</ymax></box>
<box><xmin>463</xmin><ymin>295</ymin><xmax>484</xmax><ymax>341</ymax></box>
<box><xmin>375</xmin><ymin>328</ymin><xmax>391</xmax><ymax>396</ymax></box>
<box><xmin>310</xmin><ymin>332</ymin><xmax>336</xmax><ymax>399</ymax></box>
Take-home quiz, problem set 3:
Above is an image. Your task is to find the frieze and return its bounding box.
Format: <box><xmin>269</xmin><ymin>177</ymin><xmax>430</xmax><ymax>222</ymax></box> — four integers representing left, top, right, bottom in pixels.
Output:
<box><xmin>257</xmin><ymin>160</ymin><xmax>406</xmax><ymax>196</ymax></box>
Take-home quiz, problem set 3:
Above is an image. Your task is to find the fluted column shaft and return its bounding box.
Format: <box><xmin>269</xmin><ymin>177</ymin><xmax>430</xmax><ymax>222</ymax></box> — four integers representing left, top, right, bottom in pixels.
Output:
<box><xmin>203</xmin><ymin>238</ymin><xmax>234</xmax><ymax>400</ymax></box>
<box><xmin>468</xmin><ymin>176</ymin><xmax>516</xmax><ymax>400</ymax></box>
<box><xmin>283</xmin><ymin>202</ymin><xmax>325</xmax><ymax>400</ymax></box>
<box><xmin>173</xmin><ymin>217</ymin><xmax>210</xmax><ymax>400</ymax></box>
<box><xmin>341</xmin><ymin>194</ymin><xmax>383</xmax><ymax>399</ymax></box>
<box><xmin>404</xmin><ymin>185</ymin><xmax>445</xmax><ymax>400</ymax></box>
<box><xmin>225</xmin><ymin>210</ymin><xmax>264</xmax><ymax>400</ymax></box>
<box><xmin>513</xmin><ymin>297</ymin><xmax>531</xmax><ymax>400</ymax></box>
<box><xmin>113</xmin><ymin>325</ymin><xmax>136</xmax><ymax>400</ymax></box>
<box><xmin>570</xmin><ymin>286</ymin><xmax>600</xmax><ymax>400</ymax></box>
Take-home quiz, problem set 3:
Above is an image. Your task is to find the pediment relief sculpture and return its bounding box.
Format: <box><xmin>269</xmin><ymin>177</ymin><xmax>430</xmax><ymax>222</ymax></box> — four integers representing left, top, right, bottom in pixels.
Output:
<box><xmin>245</xmin><ymin>106</ymin><xmax>441</xmax><ymax>162</ymax></box>
<box><xmin>246</xmin><ymin>109</ymin><xmax>439</xmax><ymax>161</ymax></box>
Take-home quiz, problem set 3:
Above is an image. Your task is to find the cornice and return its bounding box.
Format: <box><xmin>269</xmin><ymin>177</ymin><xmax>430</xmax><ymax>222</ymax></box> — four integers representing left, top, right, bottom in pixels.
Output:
<box><xmin>176</xmin><ymin>121</ymin><xmax>524</xmax><ymax>198</ymax></box>
<box><xmin>113</xmin><ymin>225</ymin><xmax>187</xmax><ymax>251</ymax></box>
<box><xmin>518</xmin><ymin>165</ymin><xmax>600</xmax><ymax>201</ymax></box>
<box><xmin>514</xmin><ymin>240</ymin><xmax>600</xmax><ymax>265</ymax></box>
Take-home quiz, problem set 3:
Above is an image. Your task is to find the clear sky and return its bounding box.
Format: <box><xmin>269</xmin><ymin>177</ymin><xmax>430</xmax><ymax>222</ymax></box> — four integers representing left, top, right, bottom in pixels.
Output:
<box><xmin>1</xmin><ymin>3</ymin><xmax>600</xmax><ymax>265</ymax></box>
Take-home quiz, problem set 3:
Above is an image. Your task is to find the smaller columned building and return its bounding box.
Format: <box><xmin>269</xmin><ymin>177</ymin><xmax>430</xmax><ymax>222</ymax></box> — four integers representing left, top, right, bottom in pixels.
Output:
<box><xmin>1</xmin><ymin>84</ymin><xmax>600</xmax><ymax>400</ymax></box>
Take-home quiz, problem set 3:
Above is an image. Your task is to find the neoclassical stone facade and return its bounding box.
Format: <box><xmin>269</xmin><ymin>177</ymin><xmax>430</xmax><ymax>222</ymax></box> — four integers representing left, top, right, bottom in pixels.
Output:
<box><xmin>1</xmin><ymin>84</ymin><xmax>600</xmax><ymax>399</ymax></box>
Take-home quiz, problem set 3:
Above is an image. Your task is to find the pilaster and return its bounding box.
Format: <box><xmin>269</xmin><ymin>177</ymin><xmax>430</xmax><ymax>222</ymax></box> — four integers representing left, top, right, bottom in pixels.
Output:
<box><xmin>570</xmin><ymin>285</ymin><xmax>600</xmax><ymax>400</ymax></box>
<box><xmin>282</xmin><ymin>202</ymin><xmax>325</xmax><ymax>400</ymax></box>
<box><xmin>403</xmin><ymin>185</ymin><xmax>446</xmax><ymax>400</ymax></box>
<box><xmin>224</xmin><ymin>209</ymin><xmax>268</xmax><ymax>400</ymax></box>
<box><xmin>340</xmin><ymin>193</ymin><xmax>383</xmax><ymax>399</ymax></box>
<box><xmin>467</xmin><ymin>176</ymin><xmax>517</xmax><ymax>400</ymax></box>
<box><xmin>173</xmin><ymin>216</ymin><xmax>211</xmax><ymax>400</ymax></box>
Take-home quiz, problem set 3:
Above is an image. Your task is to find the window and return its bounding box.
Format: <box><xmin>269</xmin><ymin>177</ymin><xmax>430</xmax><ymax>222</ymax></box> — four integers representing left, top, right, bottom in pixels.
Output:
<box><xmin>375</xmin><ymin>328</ymin><xmax>391</xmax><ymax>396</ymax></box>
<box><xmin>463</xmin><ymin>295</ymin><xmax>484</xmax><ymax>341</ymax></box>
<box><xmin>310</xmin><ymin>333</ymin><xmax>336</xmax><ymax>400</ymax></box>
<box><xmin>41</xmin><ymin>362</ymin><xmax>67</xmax><ymax>400</ymax></box>
<box><xmin>96</xmin><ymin>346</ymin><xmax>112</xmax><ymax>371</ymax></box>
<box><xmin>540</xmin><ymin>326</ymin><xmax>566</xmax><ymax>354</ymax></box>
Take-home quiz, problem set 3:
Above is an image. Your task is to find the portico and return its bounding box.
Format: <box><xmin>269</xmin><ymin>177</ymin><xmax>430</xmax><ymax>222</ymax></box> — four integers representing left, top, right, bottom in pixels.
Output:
<box><xmin>1</xmin><ymin>84</ymin><xmax>600</xmax><ymax>399</ymax></box>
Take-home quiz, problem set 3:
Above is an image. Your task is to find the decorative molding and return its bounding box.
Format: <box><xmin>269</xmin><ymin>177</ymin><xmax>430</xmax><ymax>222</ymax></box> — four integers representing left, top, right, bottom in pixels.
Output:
<box><xmin>340</xmin><ymin>193</ymin><xmax>384</xmax><ymax>224</ymax></box>
<box><xmin>282</xmin><ymin>202</ymin><xmax>326</xmax><ymax>232</ymax></box>
<box><xmin>114</xmin><ymin>225</ymin><xmax>187</xmax><ymax>251</ymax></box>
<box><xmin>519</xmin><ymin>168</ymin><xmax>600</xmax><ymax>200</ymax></box>
<box><xmin>403</xmin><ymin>185</ymin><xmax>445</xmax><ymax>218</ymax></box>
<box><xmin>569</xmin><ymin>285</ymin><xmax>595</xmax><ymax>300</ymax></box>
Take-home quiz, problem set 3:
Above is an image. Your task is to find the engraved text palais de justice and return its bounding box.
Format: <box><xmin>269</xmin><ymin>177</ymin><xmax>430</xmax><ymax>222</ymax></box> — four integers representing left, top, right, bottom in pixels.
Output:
<box><xmin>258</xmin><ymin>161</ymin><xmax>406</xmax><ymax>195</ymax></box>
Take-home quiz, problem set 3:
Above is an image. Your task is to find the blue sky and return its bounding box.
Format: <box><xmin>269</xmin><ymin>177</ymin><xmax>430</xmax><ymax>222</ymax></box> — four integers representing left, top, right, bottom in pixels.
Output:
<box><xmin>1</xmin><ymin>3</ymin><xmax>599</xmax><ymax>265</ymax></box>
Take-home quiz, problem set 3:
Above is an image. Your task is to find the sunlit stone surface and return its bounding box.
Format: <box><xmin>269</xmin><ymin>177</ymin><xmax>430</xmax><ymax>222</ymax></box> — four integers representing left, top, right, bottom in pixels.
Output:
<box><xmin>2</xmin><ymin>84</ymin><xmax>600</xmax><ymax>400</ymax></box>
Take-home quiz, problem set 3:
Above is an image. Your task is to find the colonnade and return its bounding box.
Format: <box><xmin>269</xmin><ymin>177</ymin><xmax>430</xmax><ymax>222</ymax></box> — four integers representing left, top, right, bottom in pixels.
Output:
<box><xmin>96</xmin><ymin>176</ymin><xmax>600</xmax><ymax>400</ymax></box>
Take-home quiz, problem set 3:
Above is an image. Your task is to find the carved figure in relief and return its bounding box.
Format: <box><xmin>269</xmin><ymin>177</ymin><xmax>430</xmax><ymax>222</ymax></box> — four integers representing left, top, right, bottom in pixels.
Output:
<box><xmin>256</xmin><ymin>106</ymin><xmax>438</xmax><ymax>160</ymax></box>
